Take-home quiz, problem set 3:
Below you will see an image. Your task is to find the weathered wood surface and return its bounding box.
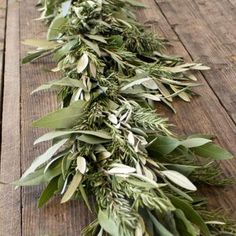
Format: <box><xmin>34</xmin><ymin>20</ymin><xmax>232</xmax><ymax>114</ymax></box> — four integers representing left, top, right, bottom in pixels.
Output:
<box><xmin>0</xmin><ymin>0</ymin><xmax>21</xmax><ymax>235</ymax></box>
<box><xmin>0</xmin><ymin>0</ymin><xmax>6</xmax><ymax>124</ymax></box>
<box><xmin>0</xmin><ymin>0</ymin><xmax>236</xmax><ymax>235</ymax></box>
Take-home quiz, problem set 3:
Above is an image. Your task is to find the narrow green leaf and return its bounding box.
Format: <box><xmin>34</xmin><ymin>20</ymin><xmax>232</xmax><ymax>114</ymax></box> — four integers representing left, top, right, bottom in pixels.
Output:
<box><xmin>169</xmin><ymin>196</ymin><xmax>211</xmax><ymax>236</ymax></box>
<box><xmin>77</xmin><ymin>53</ymin><xmax>89</xmax><ymax>74</ymax></box>
<box><xmin>174</xmin><ymin>209</ymin><xmax>198</xmax><ymax>236</ymax></box>
<box><xmin>38</xmin><ymin>176</ymin><xmax>59</xmax><ymax>208</ymax></box>
<box><xmin>77</xmin><ymin>134</ymin><xmax>111</xmax><ymax>144</ymax></box>
<box><xmin>61</xmin><ymin>172</ymin><xmax>82</xmax><ymax>203</ymax></box>
<box><xmin>32</xmin><ymin>78</ymin><xmax>87</xmax><ymax>94</ymax></box>
<box><xmin>22</xmin><ymin>139</ymin><xmax>68</xmax><ymax>178</ymax></box>
<box><xmin>22</xmin><ymin>50</ymin><xmax>48</xmax><ymax>64</ymax></box>
<box><xmin>148</xmin><ymin>211</ymin><xmax>174</xmax><ymax>236</ymax></box>
<box><xmin>147</xmin><ymin>136</ymin><xmax>180</xmax><ymax>155</ymax></box>
<box><xmin>22</xmin><ymin>39</ymin><xmax>58</xmax><ymax>49</ymax></box>
<box><xmin>181</xmin><ymin>138</ymin><xmax>212</xmax><ymax>148</ymax></box>
<box><xmin>98</xmin><ymin>209</ymin><xmax>119</xmax><ymax>236</ymax></box>
<box><xmin>33</xmin><ymin>101</ymin><xmax>86</xmax><ymax>128</ymax></box>
<box><xmin>162</xmin><ymin>170</ymin><xmax>197</xmax><ymax>191</ymax></box>
<box><xmin>47</xmin><ymin>16</ymin><xmax>67</xmax><ymax>40</ymax></box>
<box><xmin>192</xmin><ymin>143</ymin><xmax>234</xmax><ymax>160</ymax></box>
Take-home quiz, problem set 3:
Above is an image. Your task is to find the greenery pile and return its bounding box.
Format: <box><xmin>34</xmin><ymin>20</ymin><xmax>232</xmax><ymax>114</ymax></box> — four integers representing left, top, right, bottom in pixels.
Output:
<box><xmin>17</xmin><ymin>0</ymin><xmax>235</xmax><ymax>235</ymax></box>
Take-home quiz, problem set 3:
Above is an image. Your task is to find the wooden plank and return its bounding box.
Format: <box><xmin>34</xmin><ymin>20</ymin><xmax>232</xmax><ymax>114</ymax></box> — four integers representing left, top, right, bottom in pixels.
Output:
<box><xmin>20</xmin><ymin>0</ymin><xmax>94</xmax><ymax>235</ymax></box>
<box><xmin>138</xmin><ymin>0</ymin><xmax>236</xmax><ymax>217</ymax></box>
<box><xmin>0</xmin><ymin>0</ymin><xmax>7</xmax><ymax>130</ymax></box>
<box><xmin>0</xmin><ymin>0</ymin><xmax>21</xmax><ymax>235</ymax></box>
<box><xmin>155</xmin><ymin>0</ymin><xmax>236</xmax><ymax>124</ymax></box>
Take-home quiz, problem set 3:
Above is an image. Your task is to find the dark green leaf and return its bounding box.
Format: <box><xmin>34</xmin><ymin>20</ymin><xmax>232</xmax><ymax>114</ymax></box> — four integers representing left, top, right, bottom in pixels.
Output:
<box><xmin>33</xmin><ymin>101</ymin><xmax>86</xmax><ymax>128</ymax></box>
<box><xmin>38</xmin><ymin>176</ymin><xmax>59</xmax><ymax>208</ymax></box>
<box><xmin>169</xmin><ymin>196</ymin><xmax>211</xmax><ymax>236</ymax></box>
<box><xmin>192</xmin><ymin>143</ymin><xmax>233</xmax><ymax>160</ymax></box>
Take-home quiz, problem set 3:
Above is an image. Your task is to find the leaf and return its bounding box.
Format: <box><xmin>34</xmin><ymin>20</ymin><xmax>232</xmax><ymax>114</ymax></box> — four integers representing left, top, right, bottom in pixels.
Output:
<box><xmin>79</xmin><ymin>185</ymin><xmax>92</xmax><ymax>211</ymax></box>
<box><xmin>21</xmin><ymin>139</ymin><xmax>68</xmax><ymax>178</ymax></box>
<box><xmin>85</xmin><ymin>34</ymin><xmax>107</xmax><ymax>43</ymax></box>
<box><xmin>147</xmin><ymin>136</ymin><xmax>180</xmax><ymax>156</ymax></box>
<box><xmin>33</xmin><ymin>101</ymin><xmax>86</xmax><ymax>128</ymax></box>
<box><xmin>164</xmin><ymin>164</ymin><xmax>197</xmax><ymax>177</ymax></box>
<box><xmin>139</xmin><ymin>93</ymin><xmax>161</xmax><ymax>101</ymax></box>
<box><xmin>169</xmin><ymin>196</ymin><xmax>211</xmax><ymax>236</ymax></box>
<box><xmin>170</xmin><ymin>85</ymin><xmax>191</xmax><ymax>102</ymax></box>
<box><xmin>131</xmin><ymin>173</ymin><xmax>166</xmax><ymax>189</ymax></box>
<box><xmin>181</xmin><ymin>138</ymin><xmax>212</xmax><ymax>148</ymax></box>
<box><xmin>107</xmin><ymin>166</ymin><xmax>136</xmax><ymax>174</ymax></box>
<box><xmin>174</xmin><ymin>209</ymin><xmax>198</xmax><ymax>236</ymax></box>
<box><xmin>61</xmin><ymin>172</ymin><xmax>82</xmax><ymax>203</ymax></box>
<box><xmin>121</xmin><ymin>77</ymin><xmax>154</xmax><ymax>91</ymax></box>
<box><xmin>127</xmin><ymin>131</ymin><xmax>135</xmax><ymax>146</ymax></box>
<box><xmin>98</xmin><ymin>209</ymin><xmax>119</xmax><ymax>236</ymax></box>
<box><xmin>77</xmin><ymin>130</ymin><xmax>112</xmax><ymax>139</ymax></box>
<box><xmin>15</xmin><ymin>161</ymin><xmax>61</xmax><ymax>186</ymax></box>
<box><xmin>61</xmin><ymin>0</ymin><xmax>72</xmax><ymax>17</ymax></box>
<box><xmin>47</xmin><ymin>16</ymin><xmax>67</xmax><ymax>40</ymax></box>
<box><xmin>22</xmin><ymin>49</ymin><xmax>48</xmax><ymax>64</ymax></box>
<box><xmin>162</xmin><ymin>170</ymin><xmax>197</xmax><ymax>191</ymax></box>
<box><xmin>192</xmin><ymin>143</ymin><xmax>234</xmax><ymax>160</ymax></box>
<box><xmin>34</xmin><ymin>130</ymin><xmax>76</xmax><ymax>144</ymax></box>
<box><xmin>142</xmin><ymin>78</ymin><xmax>159</xmax><ymax>90</ymax></box>
<box><xmin>77</xmin><ymin>54</ymin><xmax>89</xmax><ymax>74</ymax></box>
<box><xmin>148</xmin><ymin>211</ymin><xmax>174</xmax><ymax>236</ymax></box>
<box><xmin>54</xmin><ymin>39</ymin><xmax>78</xmax><ymax>61</ymax></box>
<box><xmin>77</xmin><ymin>134</ymin><xmax>111</xmax><ymax>144</ymax></box>
<box><xmin>22</xmin><ymin>39</ymin><xmax>59</xmax><ymax>49</ymax></box>
<box><xmin>32</xmin><ymin>78</ymin><xmax>87</xmax><ymax>94</ymax></box>
<box><xmin>81</xmin><ymin>37</ymin><xmax>101</xmax><ymax>56</ymax></box>
<box><xmin>38</xmin><ymin>176</ymin><xmax>59</xmax><ymax>208</ymax></box>
<box><xmin>108</xmin><ymin>114</ymin><xmax>118</xmax><ymax>124</ymax></box>
<box><xmin>76</xmin><ymin>156</ymin><xmax>87</xmax><ymax>174</ymax></box>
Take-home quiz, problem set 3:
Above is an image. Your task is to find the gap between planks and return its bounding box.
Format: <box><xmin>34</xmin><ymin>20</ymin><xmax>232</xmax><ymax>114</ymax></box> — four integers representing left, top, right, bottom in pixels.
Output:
<box><xmin>0</xmin><ymin>0</ymin><xmax>7</xmax><ymax>156</ymax></box>
<box><xmin>0</xmin><ymin>0</ymin><xmax>21</xmax><ymax>236</ymax></box>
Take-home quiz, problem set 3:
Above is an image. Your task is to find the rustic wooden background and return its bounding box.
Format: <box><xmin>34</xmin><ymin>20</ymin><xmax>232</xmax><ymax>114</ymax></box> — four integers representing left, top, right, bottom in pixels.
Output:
<box><xmin>0</xmin><ymin>0</ymin><xmax>236</xmax><ymax>235</ymax></box>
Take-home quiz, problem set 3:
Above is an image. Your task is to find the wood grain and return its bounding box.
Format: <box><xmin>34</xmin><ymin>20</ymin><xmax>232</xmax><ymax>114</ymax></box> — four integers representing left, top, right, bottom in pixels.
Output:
<box><xmin>0</xmin><ymin>0</ymin><xmax>236</xmax><ymax>235</ymax></box>
<box><xmin>155</xmin><ymin>0</ymin><xmax>236</xmax><ymax>124</ymax></box>
<box><xmin>138</xmin><ymin>0</ymin><xmax>236</xmax><ymax>217</ymax></box>
<box><xmin>0</xmin><ymin>0</ymin><xmax>21</xmax><ymax>235</ymax></box>
<box><xmin>20</xmin><ymin>0</ymin><xmax>94</xmax><ymax>235</ymax></box>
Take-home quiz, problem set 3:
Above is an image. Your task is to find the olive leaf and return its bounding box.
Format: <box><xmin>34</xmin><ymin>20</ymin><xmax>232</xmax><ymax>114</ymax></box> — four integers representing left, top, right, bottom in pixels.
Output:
<box><xmin>77</xmin><ymin>53</ymin><xmax>89</xmax><ymax>74</ymax></box>
<box><xmin>22</xmin><ymin>139</ymin><xmax>68</xmax><ymax>178</ymax></box>
<box><xmin>162</xmin><ymin>170</ymin><xmax>197</xmax><ymax>191</ymax></box>
<box><xmin>61</xmin><ymin>172</ymin><xmax>82</xmax><ymax>203</ymax></box>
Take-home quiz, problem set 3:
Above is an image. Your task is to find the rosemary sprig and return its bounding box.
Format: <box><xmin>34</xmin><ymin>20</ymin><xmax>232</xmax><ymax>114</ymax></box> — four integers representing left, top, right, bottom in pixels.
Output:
<box><xmin>16</xmin><ymin>0</ymin><xmax>235</xmax><ymax>235</ymax></box>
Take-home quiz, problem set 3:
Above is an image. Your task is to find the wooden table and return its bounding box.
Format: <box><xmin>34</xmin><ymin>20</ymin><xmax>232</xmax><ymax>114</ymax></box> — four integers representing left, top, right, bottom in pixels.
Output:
<box><xmin>0</xmin><ymin>0</ymin><xmax>236</xmax><ymax>235</ymax></box>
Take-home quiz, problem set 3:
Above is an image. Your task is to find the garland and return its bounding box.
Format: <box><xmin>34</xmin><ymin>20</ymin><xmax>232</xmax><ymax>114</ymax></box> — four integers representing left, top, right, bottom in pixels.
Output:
<box><xmin>16</xmin><ymin>0</ymin><xmax>235</xmax><ymax>235</ymax></box>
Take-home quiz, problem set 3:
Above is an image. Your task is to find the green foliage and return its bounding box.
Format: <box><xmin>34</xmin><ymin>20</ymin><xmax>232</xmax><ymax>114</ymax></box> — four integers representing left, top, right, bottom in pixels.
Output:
<box><xmin>17</xmin><ymin>0</ymin><xmax>235</xmax><ymax>235</ymax></box>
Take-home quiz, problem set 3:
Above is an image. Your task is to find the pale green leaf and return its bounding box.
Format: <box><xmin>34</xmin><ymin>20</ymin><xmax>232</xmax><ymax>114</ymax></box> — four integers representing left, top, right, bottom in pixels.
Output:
<box><xmin>61</xmin><ymin>172</ymin><xmax>82</xmax><ymax>203</ymax></box>
<box><xmin>162</xmin><ymin>170</ymin><xmax>197</xmax><ymax>191</ymax></box>
<box><xmin>47</xmin><ymin>16</ymin><xmax>67</xmax><ymax>40</ymax></box>
<box><xmin>98</xmin><ymin>209</ymin><xmax>119</xmax><ymax>236</ymax></box>
<box><xmin>22</xmin><ymin>39</ymin><xmax>59</xmax><ymax>49</ymax></box>
<box><xmin>192</xmin><ymin>143</ymin><xmax>234</xmax><ymax>160</ymax></box>
<box><xmin>22</xmin><ymin>139</ymin><xmax>68</xmax><ymax>178</ymax></box>
<box><xmin>181</xmin><ymin>138</ymin><xmax>212</xmax><ymax>148</ymax></box>
<box><xmin>77</xmin><ymin>53</ymin><xmax>89</xmax><ymax>74</ymax></box>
